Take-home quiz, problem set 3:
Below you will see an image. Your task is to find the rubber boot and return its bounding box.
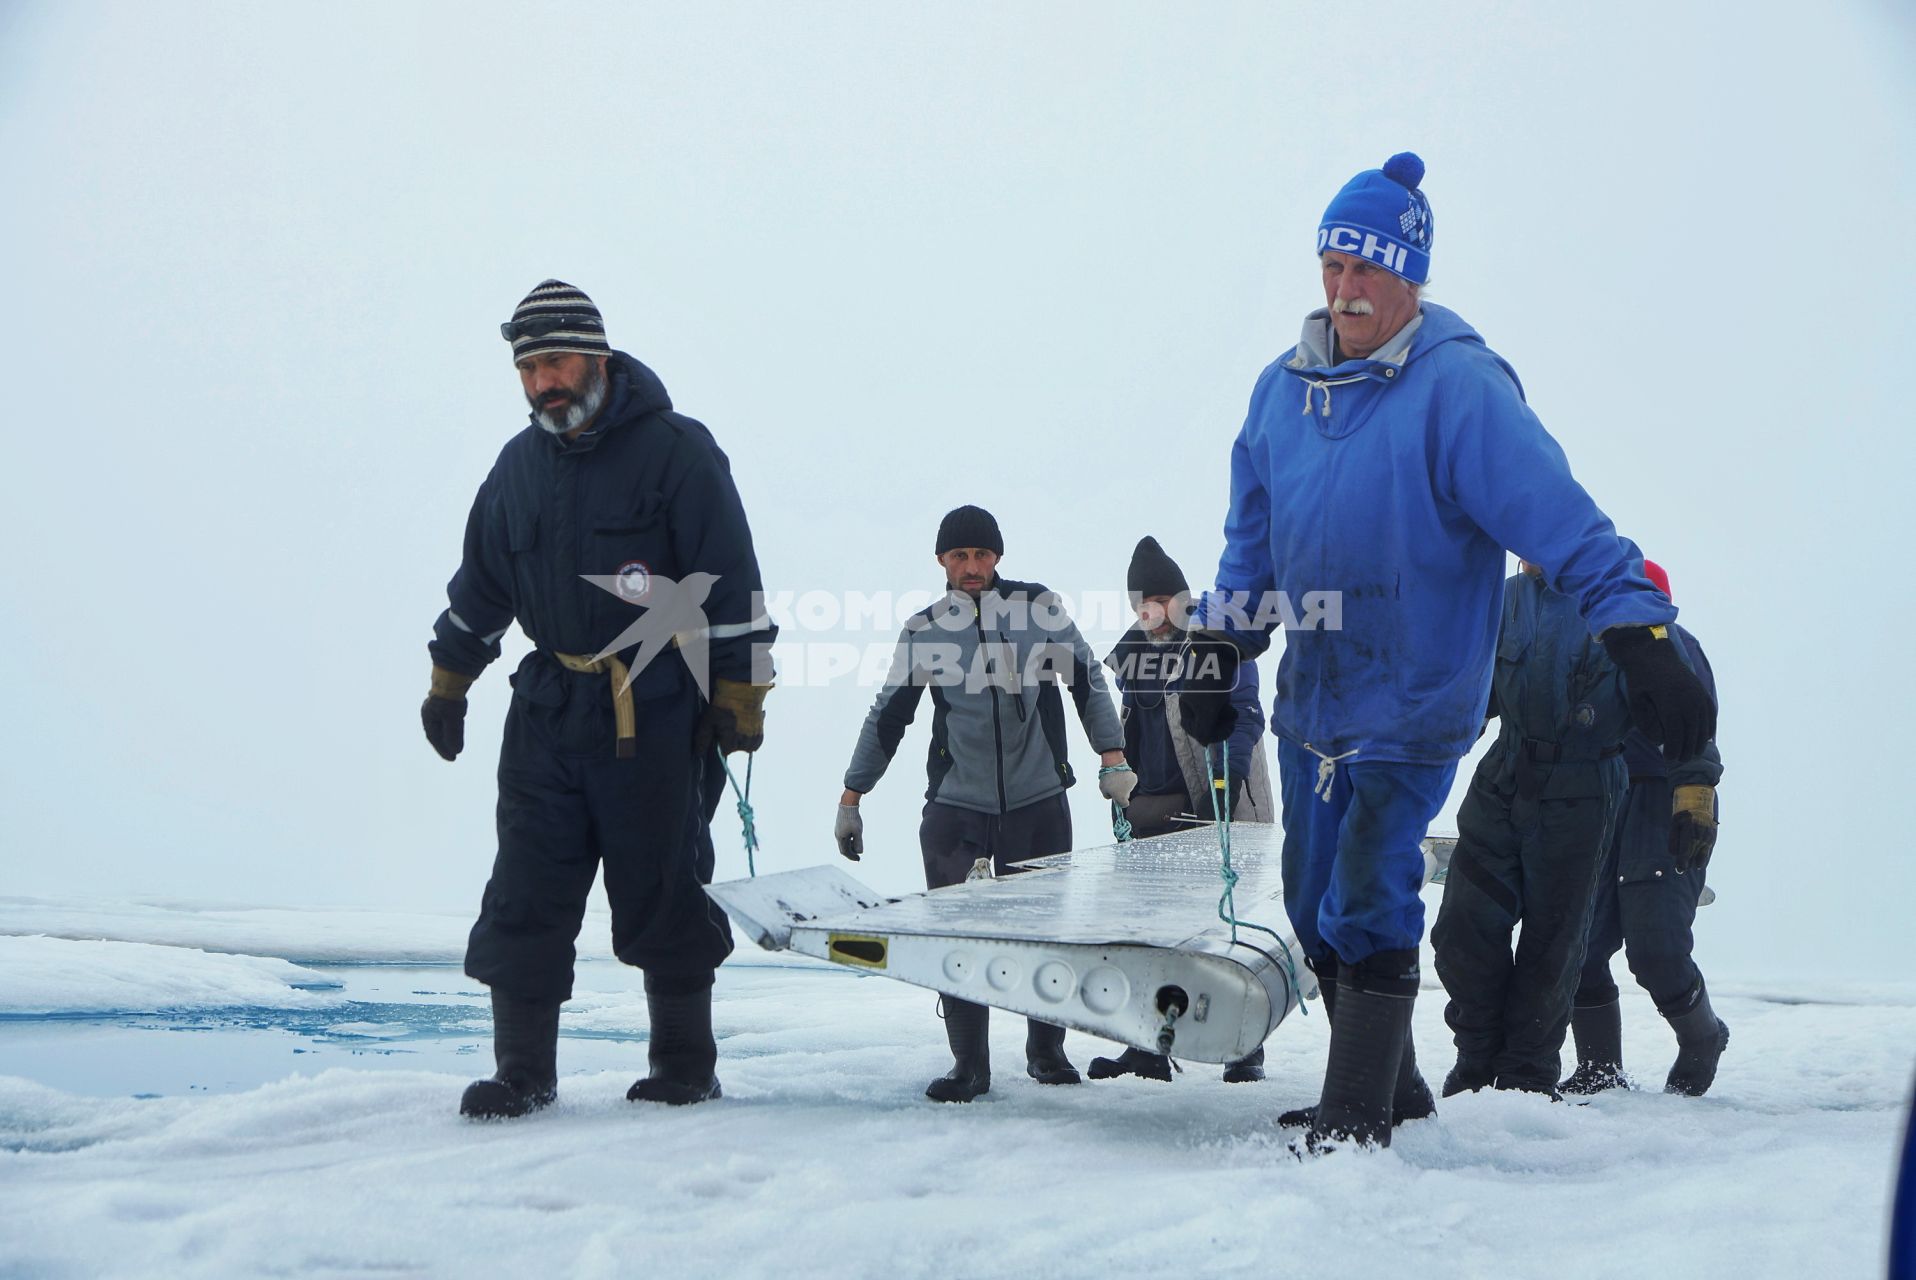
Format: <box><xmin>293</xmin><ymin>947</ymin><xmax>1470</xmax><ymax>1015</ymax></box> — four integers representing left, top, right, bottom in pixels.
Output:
<box><xmin>1663</xmin><ymin>980</ymin><xmax>1729</xmax><ymax>1097</ymax></box>
<box><xmin>926</xmin><ymin>998</ymin><xmax>991</xmax><ymax>1102</ymax></box>
<box><xmin>1442</xmin><ymin>1056</ymin><xmax>1496</xmax><ymax>1097</ymax></box>
<box><xmin>1025</xmin><ymin>1020</ymin><xmax>1081</xmax><ymax>1085</ymax></box>
<box><xmin>1280</xmin><ymin>969</ymin><xmax>1435</xmax><ymax>1127</ymax></box>
<box><xmin>1298</xmin><ymin>949</ymin><xmax>1417</xmax><ymax>1154</ymax></box>
<box><xmin>1560</xmin><ymin>997</ymin><xmax>1627</xmax><ymax>1095</ymax></box>
<box><xmin>1394</xmin><ymin>1028</ymin><xmax>1437</xmax><ymax>1121</ymax></box>
<box><xmin>1087</xmin><ymin>1047</ymin><xmax>1174</xmax><ymax>1081</ymax></box>
<box><xmin>1222</xmin><ymin>1046</ymin><xmax>1266</xmax><ymax>1084</ymax></box>
<box><xmin>460</xmin><ymin>990</ymin><xmax>560</xmax><ymax>1119</ymax></box>
<box><xmin>626</xmin><ymin>974</ymin><xmax>722</xmax><ymax>1105</ymax></box>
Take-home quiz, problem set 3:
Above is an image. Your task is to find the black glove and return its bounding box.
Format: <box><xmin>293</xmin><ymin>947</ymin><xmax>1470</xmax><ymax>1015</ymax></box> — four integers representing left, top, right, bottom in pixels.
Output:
<box><xmin>1227</xmin><ymin>774</ymin><xmax>1247</xmax><ymax>816</ymax></box>
<box><xmin>1670</xmin><ymin>784</ymin><xmax>1718</xmax><ymax>874</ymax></box>
<box><xmin>422</xmin><ymin>667</ymin><xmax>474</xmax><ymax>762</ymax></box>
<box><xmin>1176</xmin><ymin>632</ymin><xmax>1241</xmax><ymax>747</ymax></box>
<box><xmin>421</xmin><ymin>696</ymin><xmax>466</xmax><ymax>761</ymax></box>
<box><xmin>1601</xmin><ymin>625</ymin><xmax>1716</xmax><ymax>762</ymax></box>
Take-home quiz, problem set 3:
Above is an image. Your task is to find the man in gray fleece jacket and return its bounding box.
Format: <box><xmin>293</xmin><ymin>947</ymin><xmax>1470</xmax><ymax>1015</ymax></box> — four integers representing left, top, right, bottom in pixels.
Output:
<box><xmin>833</xmin><ymin>505</ymin><xmax>1135</xmax><ymax>1101</ymax></box>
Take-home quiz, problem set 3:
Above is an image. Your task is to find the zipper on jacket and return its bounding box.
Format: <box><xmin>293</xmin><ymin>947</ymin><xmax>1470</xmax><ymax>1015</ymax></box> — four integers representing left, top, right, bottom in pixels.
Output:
<box><xmin>977</xmin><ymin>602</ymin><xmax>1008</xmax><ymax>812</ymax></box>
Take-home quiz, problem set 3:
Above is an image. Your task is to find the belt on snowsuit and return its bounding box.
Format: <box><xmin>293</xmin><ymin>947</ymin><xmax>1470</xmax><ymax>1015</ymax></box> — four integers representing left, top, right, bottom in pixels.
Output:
<box><xmin>1522</xmin><ymin>737</ymin><xmax>1624</xmax><ymax>764</ymax></box>
<box><xmin>550</xmin><ymin>650</ymin><xmax>637</xmax><ymax>759</ymax></box>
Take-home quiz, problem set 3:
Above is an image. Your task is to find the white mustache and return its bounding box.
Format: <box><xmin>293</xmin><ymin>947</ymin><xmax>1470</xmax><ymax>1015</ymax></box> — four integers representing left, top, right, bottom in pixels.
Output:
<box><xmin>1331</xmin><ymin>297</ymin><xmax>1374</xmax><ymax>316</ymax></box>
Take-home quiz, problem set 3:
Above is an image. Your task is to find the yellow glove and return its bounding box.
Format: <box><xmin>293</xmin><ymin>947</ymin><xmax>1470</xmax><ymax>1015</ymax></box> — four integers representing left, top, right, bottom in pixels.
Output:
<box><xmin>1670</xmin><ymin>784</ymin><xmax>1717</xmax><ymax>874</ymax></box>
<box><xmin>695</xmin><ymin>679</ymin><xmax>771</xmax><ymax>755</ymax></box>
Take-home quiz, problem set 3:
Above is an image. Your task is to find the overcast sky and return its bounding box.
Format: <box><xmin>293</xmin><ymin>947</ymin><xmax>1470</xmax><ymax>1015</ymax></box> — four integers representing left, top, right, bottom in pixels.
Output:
<box><xmin>2</xmin><ymin>2</ymin><xmax>1911</xmax><ymax>981</ymax></box>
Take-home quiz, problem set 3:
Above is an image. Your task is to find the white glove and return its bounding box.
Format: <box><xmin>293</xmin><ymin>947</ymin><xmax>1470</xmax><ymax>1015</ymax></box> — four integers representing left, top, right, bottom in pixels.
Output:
<box><xmin>834</xmin><ymin>804</ymin><xmax>864</xmax><ymax>861</ymax></box>
<box><xmin>1098</xmin><ymin>764</ymin><xmax>1138</xmax><ymax>808</ymax></box>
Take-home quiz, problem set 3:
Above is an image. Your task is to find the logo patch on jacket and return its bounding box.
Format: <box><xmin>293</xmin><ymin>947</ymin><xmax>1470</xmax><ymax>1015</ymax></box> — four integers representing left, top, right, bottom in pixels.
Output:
<box><xmin>614</xmin><ymin>560</ymin><xmax>652</xmax><ymax>603</ymax></box>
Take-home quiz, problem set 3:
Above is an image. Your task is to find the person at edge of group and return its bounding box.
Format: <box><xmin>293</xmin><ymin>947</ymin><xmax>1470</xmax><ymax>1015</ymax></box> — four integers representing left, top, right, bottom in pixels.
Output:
<box><xmin>1088</xmin><ymin>534</ymin><xmax>1275</xmax><ymax>1085</ymax></box>
<box><xmin>1560</xmin><ymin>558</ymin><xmax>1728</xmax><ymax>1097</ymax></box>
<box><xmin>423</xmin><ymin>280</ymin><xmax>776</xmax><ymax>1119</ymax></box>
<box><xmin>1173</xmin><ymin>153</ymin><xmax>1717</xmax><ymax>1154</ymax></box>
<box><xmin>832</xmin><ymin>506</ymin><xmax>1136</xmax><ymax>1102</ymax></box>
<box><xmin>1429</xmin><ymin>554</ymin><xmax>1721</xmax><ymax>1099</ymax></box>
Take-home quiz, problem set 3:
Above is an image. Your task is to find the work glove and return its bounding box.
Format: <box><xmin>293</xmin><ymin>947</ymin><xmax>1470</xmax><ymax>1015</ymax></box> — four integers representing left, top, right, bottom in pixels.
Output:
<box><xmin>1098</xmin><ymin>763</ymin><xmax>1137</xmax><ymax>807</ymax></box>
<box><xmin>1600</xmin><ymin>625</ymin><xmax>1716</xmax><ymax>763</ymax></box>
<box><xmin>1670</xmin><ymin>784</ymin><xmax>1717</xmax><ymax>874</ymax></box>
<box><xmin>834</xmin><ymin>805</ymin><xmax>864</xmax><ymax>861</ymax></box>
<box><xmin>695</xmin><ymin>678</ymin><xmax>771</xmax><ymax>755</ymax></box>
<box><xmin>421</xmin><ymin>666</ymin><xmax>475</xmax><ymax>762</ymax></box>
<box><xmin>1175</xmin><ymin>631</ymin><xmax>1241</xmax><ymax>747</ymax></box>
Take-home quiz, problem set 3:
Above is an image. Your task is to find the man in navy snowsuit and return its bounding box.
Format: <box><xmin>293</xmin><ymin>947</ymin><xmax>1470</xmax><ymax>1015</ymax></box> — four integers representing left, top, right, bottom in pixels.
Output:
<box><xmin>1176</xmin><ymin>154</ymin><xmax>1716</xmax><ymax>1152</ymax></box>
<box><xmin>1088</xmin><ymin>535</ymin><xmax>1274</xmax><ymax>1084</ymax></box>
<box><xmin>422</xmin><ymin>280</ymin><xmax>775</xmax><ymax>1119</ymax></box>
<box><xmin>1562</xmin><ymin>558</ymin><xmax>1727</xmax><ymax>1096</ymax></box>
<box><xmin>1430</xmin><ymin>559</ymin><xmax>1721</xmax><ymax>1096</ymax></box>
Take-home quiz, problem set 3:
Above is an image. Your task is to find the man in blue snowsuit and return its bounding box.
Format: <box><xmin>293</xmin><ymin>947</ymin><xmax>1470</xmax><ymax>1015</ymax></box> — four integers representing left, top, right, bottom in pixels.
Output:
<box><xmin>1177</xmin><ymin>154</ymin><xmax>1716</xmax><ymax>1152</ymax></box>
<box><xmin>1561</xmin><ymin>558</ymin><xmax>1728</xmax><ymax>1096</ymax></box>
<box><xmin>1430</xmin><ymin>559</ymin><xmax>1721</xmax><ymax>1096</ymax></box>
<box><xmin>422</xmin><ymin>281</ymin><xmax>776</xmax><ymax>1119</ymax></box>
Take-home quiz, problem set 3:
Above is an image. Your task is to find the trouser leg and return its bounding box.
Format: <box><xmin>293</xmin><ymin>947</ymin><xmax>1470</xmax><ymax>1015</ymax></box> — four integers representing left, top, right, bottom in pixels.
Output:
<box><xmin>465</xmin><ymin>702</ymin><xmax>598</xmax><ymax>1004</ymax></box>
<box><xmin>1276</xmin><ymin>740</ymin><xmax>1348</xmax><ymax>974</ymax></box>
<box><xmin>1490</xmin><ymin>790</ymin><xmax>1615</xmax><ymax>1091</ymax></box>
<box><xmin>1431</xmin><ymin>770</ymin><xmax>1523</xmax><ymax>1086</ymax></box>
<box><xmin>593</xmin><ymin>692</ymin><xmax>735</xmax><ymax>987</ymax></box>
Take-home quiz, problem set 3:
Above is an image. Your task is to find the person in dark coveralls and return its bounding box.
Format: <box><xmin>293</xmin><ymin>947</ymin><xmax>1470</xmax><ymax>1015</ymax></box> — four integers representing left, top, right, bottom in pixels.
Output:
<box><xmin>832</xmin><ymin>506</ymin><xmax>1136</xmax><ymax>1102</ymax></box>
<box><xmin>1175</xmin><ymin>154</ymin><xmax>1717</xmax><ymax>1152</ymax></box>
<box><xmin>1088</xmin><ymin>535</ymin><xmax>1275</xmax><ymax>1084</ymax></box>
<box><xmin>422</xmin><ymin>280</ymin><xmax>775</xmax><ymax>1119</ymax></box>
<box><xmin>1429</xmin><ymin>557</ymin><xmax>1721</xmax><ymax>1097</ymax></box>
<box><xmin>1561</xmin><ymin>558</ymin><xmax>1729</xmax><ymax>1097</ymax></box>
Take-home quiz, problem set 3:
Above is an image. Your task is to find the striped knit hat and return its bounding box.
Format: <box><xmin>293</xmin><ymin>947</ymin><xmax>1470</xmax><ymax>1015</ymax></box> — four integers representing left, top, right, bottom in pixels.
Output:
<box><xmin>500</xmin><ymin>279</ymin><xmax>611</xmax><ymax>360</ymax></box>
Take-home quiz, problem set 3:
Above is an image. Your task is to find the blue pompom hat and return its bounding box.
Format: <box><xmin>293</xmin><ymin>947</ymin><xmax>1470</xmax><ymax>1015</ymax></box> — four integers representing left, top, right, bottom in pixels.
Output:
<box><xmin>1316</xmin><ymin>152</ymin><xmax>1434</xmax><ymax>284</ymax></box>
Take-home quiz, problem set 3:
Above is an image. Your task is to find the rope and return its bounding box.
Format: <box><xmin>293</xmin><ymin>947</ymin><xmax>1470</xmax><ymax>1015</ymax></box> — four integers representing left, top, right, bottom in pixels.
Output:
<box><xmin>1206</xmin><ymin>742</ymin><xmax>1307</xmax><ymax>1016</ymax></box>
<box><xmin>718</xmin><ymin>751</ymin><xmax>759</xmax><ymax>877</ymax></box>
<box><xmin>1102</xmin><ymin>764</ymin><xmax>1134</xmax><ymax>843</ymax></box>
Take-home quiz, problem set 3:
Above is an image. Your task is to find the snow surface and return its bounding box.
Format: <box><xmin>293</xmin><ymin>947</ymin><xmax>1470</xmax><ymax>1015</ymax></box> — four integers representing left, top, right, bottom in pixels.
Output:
<box><xmin>0</xmin><ymin>935</ymin><xmax>341</xmax><ymax>1016</ymax></box>
<box><xmin>1</xmin><ymin>916</ymin><xmax>1910</xmax><ymax>1279</ymax></box>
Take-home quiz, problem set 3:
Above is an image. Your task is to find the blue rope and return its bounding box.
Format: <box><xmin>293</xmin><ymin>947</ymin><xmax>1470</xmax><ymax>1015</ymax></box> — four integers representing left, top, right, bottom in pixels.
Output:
<box><xmin>718</xmin><ymin>752</ymin><xmax>758</xmax><ymax>877</ymax></box>
<box><xmin>1101</xmin><ymin>764</ymin><xmax>1134</xmax><ymax>842</ymax></box>
<box><xmin>1206</xmin><ymin>742</ymin><xmax>1306</xmax><ymax>1015</ymax></box>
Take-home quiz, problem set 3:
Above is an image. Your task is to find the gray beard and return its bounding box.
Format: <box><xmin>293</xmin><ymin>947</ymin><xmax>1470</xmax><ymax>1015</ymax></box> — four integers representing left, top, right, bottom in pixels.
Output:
<box><xmin>534</xmin><ymin>368</ymin><xmax>609</xmax><ymax>436</ymax></box>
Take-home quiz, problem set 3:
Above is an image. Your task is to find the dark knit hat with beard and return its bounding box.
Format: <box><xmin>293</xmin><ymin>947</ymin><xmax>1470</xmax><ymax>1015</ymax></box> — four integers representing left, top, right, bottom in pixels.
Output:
<box><xmin>1127</xmin><ymin>536</ymin><xmax>1189</xmax><ymax>603</ymax></box>
<box><xmin>502</xmin><ymin>279</ymin><xmax>611</xmax><ymax>360</ymax></box>
<box><xmin>935</xmin><ymin>505</ymin><xmax>1003</xmax><ymax>555</ymax></box>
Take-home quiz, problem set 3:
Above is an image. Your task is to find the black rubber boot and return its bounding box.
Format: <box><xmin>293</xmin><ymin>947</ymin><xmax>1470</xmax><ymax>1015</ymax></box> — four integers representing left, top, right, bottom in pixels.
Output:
<box><xmin>626</xmin><ymin>975</ymin><xmax>722</xmax><ymax>1105</ymax></box>
<box><xmin>926</xmin><ymin>998</ymin><xmax>991</xmax><ymax>1102</ymax></box>
<box><xmin>1442</xmin><ymin>1056</ymin><xmax>1496</xmax><ymax>1097</ymax></box>
<box><xmin>1560</xmin><ymin>997</ymin><xmax>1627</xmax><ymax>1095</ymax></box>
<box><xmin>1222</xmin><ymin>1046</ymin><xmax>1266</xmax><ymax>1084</ymax></box>
<box><xmin>1087</xmin><ymin>1047</ymin><xmax>1174</xmax><ymax>1081</ymax></box>
<box><xmin>1025</xmin><ymin>1020</ymin><xmax>1081</xmax><ymax>1085</ymax></box>
<box><xmin>1280</xmin><ymin>969</ymin><xmax>1435</xmax><ymax>1128</ymax></box>
<box><xmin>1298</xmin><ymin>949</ymin><xmax>1417</xmax><ymax>1154</ymax></box>
<box><xmin>460</xmin><ymin>990</ymin><xmax>560</xmax><ymax>1119</ymax></box>
<box><xmin>1394</xmin><ymin>1029</ymin><xmax>1437</xmax><ymax>1121</ymax></box>
<box><xmin>1663</xmin><ymin>980</ymin><xmax>1729</xmax><ymax>1097</ymax></box>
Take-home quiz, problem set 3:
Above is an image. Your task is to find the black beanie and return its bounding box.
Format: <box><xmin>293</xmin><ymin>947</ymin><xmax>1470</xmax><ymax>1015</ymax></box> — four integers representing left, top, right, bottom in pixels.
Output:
<box><xmin>935</xmin><ymin>505</ymin><xmax>1003</xmax><ymax>555</ymax></box>
<box><xmin>1127</xmin><ymin>536</ymin><xmax>1188</xmax><ymax>600</ymax></box>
